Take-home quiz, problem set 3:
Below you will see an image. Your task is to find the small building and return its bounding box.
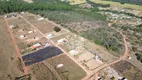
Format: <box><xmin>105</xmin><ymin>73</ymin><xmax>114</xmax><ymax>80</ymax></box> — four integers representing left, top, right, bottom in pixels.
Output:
<box><xmin>57</xmin><ymin>38</ymin><xmax>66</xmax><ymax>44</ymax></box>
<box><xmin>47</xmin><ymin>34</ymin><xmax>53</xmax><ymax>39</ymax></box>
<box><xmin>32</xmin><ymin>42</ymin><xmax>42</xmax><ymax>49</ymax></box>
<box><xmin>69</xmin><ymin>50</ymin><xmax>78</xmax><ymax>56</ymax></box>
<box><xmin>20</xmin><ymin>35</ymin><xmax>26</xmax><ymax>39</ymax></box>
<box><xmin>21</xmin><ymin>12</ymin><xmax>24</xmax><ymax>14</ymax></box>
<box><xmin>38</xmin><ymin>17</ymin><xmax>44</xmax><ymax>21</ymax></box>
<box><xmin>56</xmin><ymin>64</ymin><xmax>64</xmax><ymax>68</ymax></box>
<box><xmin>28</xmin><ymin>31</ymin><xmax>34</xmax><ymax>34</ymax></box>
<box><xmin>9</xmin><ymin>25</ymin><xmax>15</xmax><ymax>29</ymax></box>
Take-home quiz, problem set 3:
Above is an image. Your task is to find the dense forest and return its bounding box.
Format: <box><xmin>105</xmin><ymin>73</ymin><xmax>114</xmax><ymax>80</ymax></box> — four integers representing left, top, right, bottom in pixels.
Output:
<box><xmin>106</xmin><ymin>0</ymin><xmax>142</xmax><ymax>5</ymax></box>
<box><xmin>0</xmin><ymin>0</ymin><xmax>73</xmax><ymax>14</ymax></box>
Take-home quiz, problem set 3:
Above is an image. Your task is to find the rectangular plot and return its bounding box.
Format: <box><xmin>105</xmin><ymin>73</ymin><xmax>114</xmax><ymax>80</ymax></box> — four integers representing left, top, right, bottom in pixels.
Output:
<box><xmin>22</xmin><ymin>46</ymin><xmax>63</xmax><ymax>66</ymax></box>
<box><xmin>8</xmin><ymin>18</ymin><xmax>27</xmax><ymax>25</ymax></box>
<box><xmin>32</xmin><ymin>20</ymin><xmax>55</xmax><ymax>34</ymax></box>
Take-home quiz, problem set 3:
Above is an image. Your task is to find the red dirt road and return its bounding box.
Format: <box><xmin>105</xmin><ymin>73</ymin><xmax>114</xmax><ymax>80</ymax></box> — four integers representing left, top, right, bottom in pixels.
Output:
<box><xmin>83</xmin><ymin>23</ymin><xmax>129</xmax><ymax>80</ymax></box>
<box><xmin>4</xmin><ymin>17</ymin><xmax>28</xmax><ymax>75</ymax></box>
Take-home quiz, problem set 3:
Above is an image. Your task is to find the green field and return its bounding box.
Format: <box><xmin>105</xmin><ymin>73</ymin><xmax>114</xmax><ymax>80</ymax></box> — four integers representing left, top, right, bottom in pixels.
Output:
<box><xmin>90</xmin><ymin>0</ymin><xmax>142</xmax><ymax>10</ymax></box>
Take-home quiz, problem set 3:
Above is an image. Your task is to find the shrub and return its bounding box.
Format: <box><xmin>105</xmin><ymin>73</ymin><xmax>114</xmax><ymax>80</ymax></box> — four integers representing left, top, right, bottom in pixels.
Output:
<box><xmin>54</xmin><ymin>26</ymin><xmax>61</xmax><ymax>32</ymax></box>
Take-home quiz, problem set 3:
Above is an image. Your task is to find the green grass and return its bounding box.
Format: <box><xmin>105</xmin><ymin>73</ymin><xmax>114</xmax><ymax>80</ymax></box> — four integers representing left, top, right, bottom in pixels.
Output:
<box><xmin>90</xmin><ymin>0</ymin><xmax>142</xmax><ymax>10</ymax></box>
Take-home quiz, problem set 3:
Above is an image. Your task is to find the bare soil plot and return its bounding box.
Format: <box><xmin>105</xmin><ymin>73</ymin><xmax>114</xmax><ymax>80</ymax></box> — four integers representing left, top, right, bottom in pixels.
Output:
<box><xmin>29</xmin><ymin>63</ymin><xmax>57</xmax><ymax>80</ymax></box>
<box><xmin>8</xmin><ymin>18</ymin><xmax>27</xmax><ymax>25</ymax></box>
<box><xmin>0</xmin><ymin>18</ymin><xmax>23</xmax><ymax>80</ymax></box>
<box><xmin>111</xmin><ymin>60</ymin><xmax>142</xmax><ymax>80</ymax></box>
<box><xmin>85</xmin><ymin>59</ymin><xmax>103</xmax><ymax>70</ymax></box>
<box><xmin>77</xmin><ymin>52</ymin><xmax>95</xmax><ymax>62</ymax></box>
<box><xmin>31</xmin><ymin>20</ymin><xmax>56</xmax><ymax>34</ymax></box>
<box><xmin>38</xmin><ymin>37</ymin><xmax>48</xmax><ymax>44</ymax></box>
<box><xmin>46</xmin><ymin>54</ymin><xmax>86</xmax><ymax>80</ymax></box>
<box><xmin>21</xmin><ymin>12</ymin><xmax>38</xmax><ymax>21</ymax></box>
<box><xmin>45</xmin><ymin>29</ymin><xmax>68</xmax><ymax>38</ymax></box>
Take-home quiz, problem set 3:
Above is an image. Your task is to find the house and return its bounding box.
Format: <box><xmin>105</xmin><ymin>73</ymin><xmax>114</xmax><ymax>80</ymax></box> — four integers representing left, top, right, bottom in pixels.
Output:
<box><xmin>57</xmin><ymin>38</ymin><xmax>66</xmax><ymax>44</ymax></box>
<box><xmin>20</xmin><ymin>35</ymin><xmax>26</xmax><ymax>39</ymax></box>
<box><xmin>28</xmin><ymin>31</ymin><xmax>34</xmax><ymax>34</ymax></box>
<box><xmin>9</xmin><ymin>25</ymin><xmax>15</xmax><ymax>29</ymax></box>
<box><xmin>32</xmin><ymin>42</ymin><xmax>42</xmax><ymax>49</ymax></box>
<box><xmin>38</xmin><ymin>17</ymin><xmax>44</xmax><ymax>21</ymax></box>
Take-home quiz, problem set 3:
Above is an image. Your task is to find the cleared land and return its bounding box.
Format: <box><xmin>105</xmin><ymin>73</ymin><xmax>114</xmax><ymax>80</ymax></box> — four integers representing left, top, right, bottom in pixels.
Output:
<box><xmin>29</xmin><ymin>63</ymin><xmax>57</xmax><ymax>80</ymax></box>
<box><xmin>90</xmin><ymin>0</ymin><xmax>142</xmax><ymax>10</ymax></box>
<box><xmin>0</xmin><ymin>16</ymin><xmax>24</xmax><ymax>80</ymax></box>
<box><xmin>112</xmin><ymin>60</ymin><xmax>142</xmax><ymax>80</ymax></box>
<box><xmin>46</xmin><ymin>54</ymin><xmax>86</xmax><ymax>80</ymax></box>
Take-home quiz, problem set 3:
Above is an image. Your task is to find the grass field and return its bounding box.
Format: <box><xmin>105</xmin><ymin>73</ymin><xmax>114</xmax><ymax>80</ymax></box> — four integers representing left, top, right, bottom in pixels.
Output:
<box><xmin>90</xmin><ymin>0</ymin><xmax>142</xmax><ymax>11</ymax></box>
<box><xmin>63</xmin><ymin>0</ymin><xmax>86</xmax><ymax>5</ymax></box>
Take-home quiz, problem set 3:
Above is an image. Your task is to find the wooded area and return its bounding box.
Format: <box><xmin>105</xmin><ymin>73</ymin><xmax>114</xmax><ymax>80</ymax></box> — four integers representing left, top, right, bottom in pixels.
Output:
<box><xmin>0</xmin><ymin>0</ymin><xmax>73</xmax><ymax>14</ymax></box>
<box><xmin>106</xmin><ymin>0</ymin><xmax>142</xmax><ymax>5</ymax></box>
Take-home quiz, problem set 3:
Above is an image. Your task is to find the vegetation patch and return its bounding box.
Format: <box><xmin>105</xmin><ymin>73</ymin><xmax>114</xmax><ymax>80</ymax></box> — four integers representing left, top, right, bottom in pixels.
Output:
<box><xmin>81</xmin><ymin>27</ymin><xmax>124</xmax><ymax>56</ymax></box>
<box><xmin>54</xmin><ymin>26</ymin><xmax>61</xmax><ymax>32</ymax></box>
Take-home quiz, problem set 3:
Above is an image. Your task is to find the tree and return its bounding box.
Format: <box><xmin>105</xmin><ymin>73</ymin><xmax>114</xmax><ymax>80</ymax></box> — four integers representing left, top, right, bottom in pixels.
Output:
<box><xmin>54</xmin><ymin>27</ymin><xmax>61</xmax><ymax>32</ymax></box>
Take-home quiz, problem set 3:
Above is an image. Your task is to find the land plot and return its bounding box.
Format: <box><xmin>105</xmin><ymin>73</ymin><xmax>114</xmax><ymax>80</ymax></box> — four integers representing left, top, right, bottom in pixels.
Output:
<box><xmin>21</xmin><ymin>12</ymin><xmax>39</xmax><ymax>21</ymax></box>
<box><xmin>7</xmin><ymin>20</ymin><xmax>42</xmax><ymax>49</ymax></box>
<box><xmin>38</xmin><ymin>37</ymin><xmax>48</xmax><ymax>44</ymax></box>
<box><xmin>77</xmin><ymin>52</ymin><xmax>95</xmax><ymax>62</ymax></box>
<box><xmin>22</xmin><ymin>46</ymin><xmax>63</xmax><ymax>66</ymax></box>
<box><xmin>8</xmin><ymin>18</ymin><xmax>27</xmax><ymax>25</ymax></box>
<box><xmin>51</xmin><ymin>33</ymin><xmax>72</xmax><ymax>52</ymax></box>
<box><xmin>31</xmin><ymin>20</ymin><xmax>56</xmax><ymax>34</ymax></box>
<box><xmin>45</xmin><ymin>29</ymin><xmax>68</xmax><ymax>39</ymax></box>
<box><xmin>85</xmin><ymin>59</ymin><xmax>102</xmax><ymax>70</ymax></box>
<box><xmin>46</xmin><ymin>54</ymin><xmax>86</xmax><ymax>80</ymax></box>
<box><xmin>29</xmin><ymin>63</ymin><xmax>57</xmax><ymax>80</ymax></box>
<box><xmin>112</xmin><ymin>60</ymin><xmax>142</xmax><ymax>80</ymax></box>
<box><xmin>23</xmin><ymin>31</ymin><xmax>43</xmax><ymax>44</ymax></box>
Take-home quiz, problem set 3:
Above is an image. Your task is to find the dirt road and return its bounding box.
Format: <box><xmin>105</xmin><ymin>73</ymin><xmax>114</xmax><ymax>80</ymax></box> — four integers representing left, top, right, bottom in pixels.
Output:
<box><xmin>4</xmin><ymin>17</ymin><xmax>28</xmax><ymax>75</ymax></box>
<box><xmin>82</xmin><ymin>23</ymin><xmax>129</xmax><ymax>80</ymax></box>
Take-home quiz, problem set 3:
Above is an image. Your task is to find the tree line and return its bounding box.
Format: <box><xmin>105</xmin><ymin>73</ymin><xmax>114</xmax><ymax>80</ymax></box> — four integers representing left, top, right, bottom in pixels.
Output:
<box><xmin>0</xmin><ymin>0</ymin><xmax>74</xmax><ymax>15</ymax></box>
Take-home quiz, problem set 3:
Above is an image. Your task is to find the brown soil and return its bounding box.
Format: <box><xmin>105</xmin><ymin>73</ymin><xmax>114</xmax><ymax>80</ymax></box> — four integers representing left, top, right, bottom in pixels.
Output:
<box><xmin>0</xmin><ymin>17</ymin><xmax>24</xmax><ymax>80</ymax></box>
<box><xmin>112</xmin><ymin>60</ymin><xmax>142</xmax><ymax>80</ymax></box>
<box><xmin>29</xmin><ymin>63</ymin><xmax>57</xmax><ymax>80</ymax></box>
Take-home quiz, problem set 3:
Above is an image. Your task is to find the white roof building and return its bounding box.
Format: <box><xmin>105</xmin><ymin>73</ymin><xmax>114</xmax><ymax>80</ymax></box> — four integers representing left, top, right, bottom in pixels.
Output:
<box><xmin>69</xmin><ymin>50</ymin><xmax>79</xmax><ymax>55</ymax></box>
<box><xmin>38</xmin><ymin>17</ymin><xmax>44</xmax><ymax>21</ymax></box>
<box><xmin>20</xmin><ymin>35</ymin><xmax>25</xmax><ymax>39</ymax></box>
